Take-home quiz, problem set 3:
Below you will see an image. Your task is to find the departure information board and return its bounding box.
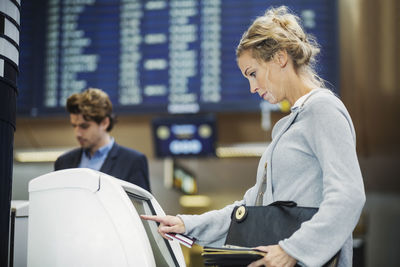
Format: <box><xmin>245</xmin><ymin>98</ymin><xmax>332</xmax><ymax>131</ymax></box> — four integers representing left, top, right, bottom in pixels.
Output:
<box><xmin>18</xmin><ymin>0</ymin><xmax>338</xmax><ymax>116</ymax></box>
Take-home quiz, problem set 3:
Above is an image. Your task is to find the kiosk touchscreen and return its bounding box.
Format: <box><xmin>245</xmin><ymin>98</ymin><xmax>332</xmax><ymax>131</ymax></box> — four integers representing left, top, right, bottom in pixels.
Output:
<box><xmin>27</xmin><ymin>168</ymin><xmax>186</xmax><ymax>267</ymax></box>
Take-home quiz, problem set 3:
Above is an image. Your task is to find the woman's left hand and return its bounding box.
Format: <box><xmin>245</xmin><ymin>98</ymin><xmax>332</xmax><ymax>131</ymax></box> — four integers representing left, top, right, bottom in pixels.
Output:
<box><xmin>247</xmin><ymin>245</ymin><xmax>297</xmax><ymax>267</ymax></box>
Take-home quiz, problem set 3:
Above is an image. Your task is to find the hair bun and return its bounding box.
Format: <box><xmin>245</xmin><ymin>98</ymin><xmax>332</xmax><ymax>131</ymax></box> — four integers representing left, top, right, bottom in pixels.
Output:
<box><xmin>237</xmin><ymin>5</ymin><xmax>325</xmax><ymax>88</ymax></box>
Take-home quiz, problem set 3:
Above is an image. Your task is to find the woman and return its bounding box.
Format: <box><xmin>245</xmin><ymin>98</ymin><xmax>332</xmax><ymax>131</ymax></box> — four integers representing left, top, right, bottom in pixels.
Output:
<box><xmin>142</xmin><ymin>6</ymin><xmax>365</xmax><ymax>267</ymax></box>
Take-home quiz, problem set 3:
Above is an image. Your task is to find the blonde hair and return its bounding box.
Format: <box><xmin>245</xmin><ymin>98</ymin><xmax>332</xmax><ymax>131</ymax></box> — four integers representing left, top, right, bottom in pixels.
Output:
<box><xmin>66</xmin><ymin>88</ymin><xmax>115</xmax><ymax>131</ymax></box>
<box><xmin>236</xmin><ymin>6</ymin><xmax>324</xmax><ymax>87</ymax></box>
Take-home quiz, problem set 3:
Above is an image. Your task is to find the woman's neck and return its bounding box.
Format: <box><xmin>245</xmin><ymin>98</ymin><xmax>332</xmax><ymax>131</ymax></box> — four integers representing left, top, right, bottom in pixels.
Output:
<box><xmin>285</xmin><ymin>72</ymin><xmax>315</xmax><ymax>106</ymax></box>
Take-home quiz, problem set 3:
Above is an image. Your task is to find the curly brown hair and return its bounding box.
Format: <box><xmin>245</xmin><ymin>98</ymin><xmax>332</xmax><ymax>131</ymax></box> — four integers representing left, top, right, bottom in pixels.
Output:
<box><xmin>66</xmin><ymin>88</ymin><xmax>115</xmax><ymax>131</ymax></box>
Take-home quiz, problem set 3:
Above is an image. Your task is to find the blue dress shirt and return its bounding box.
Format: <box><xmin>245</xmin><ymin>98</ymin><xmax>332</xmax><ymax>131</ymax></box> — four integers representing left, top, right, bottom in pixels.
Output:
<box><xmin>78</xmin><ymin>138</ymin><xmax>115</xmax><ymax>171</ymax></box>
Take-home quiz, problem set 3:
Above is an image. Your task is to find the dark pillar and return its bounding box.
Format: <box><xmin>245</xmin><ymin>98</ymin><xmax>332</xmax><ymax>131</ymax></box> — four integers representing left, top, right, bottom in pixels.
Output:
<box><xmin>0</xmin><ymin>93</ymin><xmax>15</xmax><ymax>265</ymax></box>
<box><xmin>0</xmin><ymin>0</ymin><xmax>20</xmax><ymax>265</ymax></box>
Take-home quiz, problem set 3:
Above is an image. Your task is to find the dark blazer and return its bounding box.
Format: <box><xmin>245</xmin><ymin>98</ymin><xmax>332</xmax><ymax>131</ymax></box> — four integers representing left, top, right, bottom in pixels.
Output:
<box><xmin>54</xmin><ymin>142</ymin><xmax>150</xmax><ymax>192</ymax></box>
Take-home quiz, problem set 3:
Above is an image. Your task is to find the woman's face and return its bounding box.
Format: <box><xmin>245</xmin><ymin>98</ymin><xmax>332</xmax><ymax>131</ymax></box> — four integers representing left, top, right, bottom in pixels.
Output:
<box><xmin>237</xmin><ymin>50</ymin><xmax>283</xmax><ymax>104</ymax></box>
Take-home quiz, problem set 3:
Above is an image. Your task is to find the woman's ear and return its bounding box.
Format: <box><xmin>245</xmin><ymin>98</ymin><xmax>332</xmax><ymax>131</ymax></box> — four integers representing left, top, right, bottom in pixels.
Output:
<box><xmin>275</xmin><ymin>50</ymin><xmax>288</xmax><ymax>68</ymax></box>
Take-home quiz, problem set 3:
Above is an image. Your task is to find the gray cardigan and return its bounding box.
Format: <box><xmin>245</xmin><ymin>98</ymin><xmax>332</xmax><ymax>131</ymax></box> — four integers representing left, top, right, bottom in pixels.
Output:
<box><xmin>179</xmin><ymin>89</ymin><xmax>365</xmax><ymax>266</ymax></box>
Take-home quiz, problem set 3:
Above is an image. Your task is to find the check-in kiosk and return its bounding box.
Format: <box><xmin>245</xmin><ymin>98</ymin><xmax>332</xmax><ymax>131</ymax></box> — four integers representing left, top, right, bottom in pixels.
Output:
<box><xmin>27</xmin><ymin>168</ymin><xmax>186</xmax><ymax>267</ymax></box>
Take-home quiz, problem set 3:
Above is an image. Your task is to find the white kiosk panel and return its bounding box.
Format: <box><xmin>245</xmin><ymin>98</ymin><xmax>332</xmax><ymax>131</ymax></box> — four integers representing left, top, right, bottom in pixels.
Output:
<box><xmin>28</xmin><ymin>168</ymin><xmax>185</xmax><ymax>267</ymax></box>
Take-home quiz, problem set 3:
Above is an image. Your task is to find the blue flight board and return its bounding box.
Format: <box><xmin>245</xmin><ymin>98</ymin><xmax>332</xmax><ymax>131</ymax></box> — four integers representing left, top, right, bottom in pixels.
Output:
<box><xmin>18</xmin><ymin>0</ymin><xmax>338</xmax><ymax>116</ymax></box>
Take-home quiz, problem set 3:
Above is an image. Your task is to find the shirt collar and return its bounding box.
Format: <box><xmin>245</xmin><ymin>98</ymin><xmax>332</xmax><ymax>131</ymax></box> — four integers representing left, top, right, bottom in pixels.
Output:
<box><xmin>84</xmin><ymin>137</ymin><xmax>114</xmax><ymax>158</ymax></box>
<box><xmin>291</xmin><ymin>89</ymin><xmax>317</xmax><ymax>110</ymax></box>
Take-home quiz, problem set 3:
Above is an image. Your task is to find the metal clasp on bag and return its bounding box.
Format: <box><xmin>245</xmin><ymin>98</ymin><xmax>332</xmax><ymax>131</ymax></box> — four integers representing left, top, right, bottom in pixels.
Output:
<box><xmin>234</xmin><ymin>205</ymin><xmax>248</xmax><ymax>222</ymax></box>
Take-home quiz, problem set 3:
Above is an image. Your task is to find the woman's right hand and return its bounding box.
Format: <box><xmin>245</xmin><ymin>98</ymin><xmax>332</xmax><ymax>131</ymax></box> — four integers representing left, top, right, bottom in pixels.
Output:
<box><xmin>140</xmin><ymin>215</ymin><xmax>186</xmax><ymax>240</ymax></box>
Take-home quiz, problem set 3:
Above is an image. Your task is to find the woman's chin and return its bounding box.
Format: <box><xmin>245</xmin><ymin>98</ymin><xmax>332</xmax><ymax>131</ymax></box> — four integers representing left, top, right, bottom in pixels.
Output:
<box><xmin>262</xmin><ymin>92</ymin><xmax>278</xmax><ymax>104</ymax></box>
<box><xmin>263</xmin><ymin>96</ymin><xmax>278</xmax><ymax>104</ymax></box>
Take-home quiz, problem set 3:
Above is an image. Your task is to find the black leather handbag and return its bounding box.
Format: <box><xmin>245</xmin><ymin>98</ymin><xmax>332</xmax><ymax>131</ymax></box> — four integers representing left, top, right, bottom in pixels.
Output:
<box><xmin>223</xmin><ymin>201</ymin><xmax>339</xmax><ymax>267</ymax></box>
<box><xmin>225</xmin><ymin>201</ymin><xmax>317</xmax><ymax>247</ymax></box>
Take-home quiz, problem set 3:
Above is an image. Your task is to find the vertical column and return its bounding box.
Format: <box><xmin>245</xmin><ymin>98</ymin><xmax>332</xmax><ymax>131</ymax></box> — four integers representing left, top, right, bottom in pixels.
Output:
<box><xmin>0</xmin><ymin>0</ymin><xmax>20</xmax><ymax>264</ymax></box>
<box><xmin>200</xmin><ymin>0</ymin><xmax>221</xmax><ymax>103</ymax></box>
<box><xmin>44</xmin><ymin>0</ymin><xmax>60</xmax><ymax>107</ymax></box>
<box><xmin>379</xmin><ymin>0</ymin><xmax>396</xmax><ymax>94</ymax></box>
<box><xmin>59</xmin><ymin>0</ymin><xmax>98</xmax><ymax>105</ymax></box>
<box><xmin>119</xmin><ymin>0</ymin><xmax>143</xmax><ymax>105</ymax></box>
<box><xmin>142</xmin><ymin>0</ymin><xmax>169</xmax><ymax>101</ymax></box>
<box><xmin>168</xmin><ymin>0</ymin><xmax>198</xmax><ymax>113</ymax></box>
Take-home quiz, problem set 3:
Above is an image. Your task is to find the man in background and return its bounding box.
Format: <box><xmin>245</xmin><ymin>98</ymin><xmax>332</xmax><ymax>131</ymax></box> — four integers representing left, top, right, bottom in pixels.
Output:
<box><xmin>54</xmin><ymin>88</ymin><xmax>150</xmax><ymax>192</ymax></box>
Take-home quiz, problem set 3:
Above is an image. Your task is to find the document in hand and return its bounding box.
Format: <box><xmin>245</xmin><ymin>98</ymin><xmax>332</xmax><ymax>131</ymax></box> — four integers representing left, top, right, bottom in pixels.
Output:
<box><xmin>201</xmin><ymin>246</ymin><xmax>266</xmax><ymax>266</ymax></box>
<box><xmin>165</xmin><ymin>233</ymin><xmax>196</xmax><ymax>248</ymax></box>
